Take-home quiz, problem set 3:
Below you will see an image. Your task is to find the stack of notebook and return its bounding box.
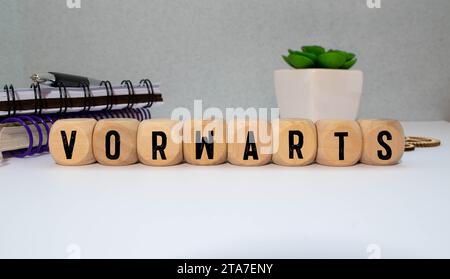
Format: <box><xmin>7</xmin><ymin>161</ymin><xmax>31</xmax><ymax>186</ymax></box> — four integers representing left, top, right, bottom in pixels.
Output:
<box><xmin>0</xmin><ymin>72</ymin><xmax>163</xmax><ymax>159</ymax></box>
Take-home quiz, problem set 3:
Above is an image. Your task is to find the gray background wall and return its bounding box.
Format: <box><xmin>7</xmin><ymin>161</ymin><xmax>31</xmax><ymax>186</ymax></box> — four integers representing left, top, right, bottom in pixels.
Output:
<box><xmin>0</xmin><ymin>0</ymin><xmax>449</xmax><ymax>120</ymax></box>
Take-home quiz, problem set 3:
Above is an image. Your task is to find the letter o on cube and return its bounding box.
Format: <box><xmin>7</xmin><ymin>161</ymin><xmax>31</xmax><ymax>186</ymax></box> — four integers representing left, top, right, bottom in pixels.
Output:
<box><xmin>49</xmin><ymin>119</ymin><xmax>97</xmax><ymax>166</ymax></box>
<box><xmin>93</xmin><ymin>119</ymin><xmax>139</xmax><ymax>166</ymax></box>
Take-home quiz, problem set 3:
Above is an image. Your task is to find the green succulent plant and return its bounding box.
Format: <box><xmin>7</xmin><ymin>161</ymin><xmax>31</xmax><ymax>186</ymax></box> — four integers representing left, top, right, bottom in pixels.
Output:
<box><xmin>282</xmin><ymin>45</ymin><xmax>357</xmax><ymax>69</ymax></box>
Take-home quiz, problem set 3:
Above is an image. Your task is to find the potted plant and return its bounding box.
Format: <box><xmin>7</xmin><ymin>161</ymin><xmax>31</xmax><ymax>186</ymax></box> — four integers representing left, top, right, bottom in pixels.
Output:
<box><xmin>274</xmin><ymin>45</ymin><xmax>363</xmax><ymax>121</ymax></box>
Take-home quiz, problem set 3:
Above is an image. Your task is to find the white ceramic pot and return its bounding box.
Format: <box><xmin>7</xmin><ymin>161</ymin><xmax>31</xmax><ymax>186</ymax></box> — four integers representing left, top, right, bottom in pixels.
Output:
<box><xmin>274</xmin><ymin>69</ymin><xmax>363</xmax><ymax>121</ymax></box>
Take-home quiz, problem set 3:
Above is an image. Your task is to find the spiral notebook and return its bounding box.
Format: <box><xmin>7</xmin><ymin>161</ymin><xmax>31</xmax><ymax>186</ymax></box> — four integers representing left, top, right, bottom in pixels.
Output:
<box><xmin>0</xmin><ymin>108</ymin><xmax>152</xmax><ymax>160</ymax></box>
<box><xmin>1</xmin><ymin>78</ymin><xmax>163</xmax><ymax>117</ymax></box>
<box><xmin>0</xmin><ymin>74</ymin><xmax>163</xmax><ymax>159</ymax></box>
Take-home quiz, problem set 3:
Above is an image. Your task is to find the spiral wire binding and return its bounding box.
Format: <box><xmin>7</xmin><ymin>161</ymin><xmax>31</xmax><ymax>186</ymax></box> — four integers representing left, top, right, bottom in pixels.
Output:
<box><xmin>56</xmin><ymin>81</ymin><xmax>70</xmax><ymax>114</ymax></box>
<box><xmin>80</xmin><ymin>82</ymin><xmax>90</xmax><ymax>112</ymax></box>
<box><xmin>140</xmin><ymin>79</ymin><xmax>155</xmax><ymax>108</ymax></box>
<box><xmin>4</xmin><ymin>78</ymin><xmax>157</xmax><ymax>117</ymax></box>
<box><xmin>1</xmin><ymin>108</ymin><xmax>151</xmax><ymax>158</ymax></box>
<box><xmin>4</xmin><ymin>85</ymin><xmax>17</xmax><ymax>117</ymax></box>
<box><xmin>1</xmin><ymin>79</ymin><xmax>155</xmax><ymax>158</ymax></box>
<box><xmin>121</xmin><ymin>80</ymin><xmax>136</xmax><ymax>109</ymax></box>
<box><xmin>100</xmin><ymin>80</ymin><xmax>114</xmax><ymax>111</ymax></box>
<box><xmin>31</xmin><ymin>83</ymin><xmax>43</xmax><ymax>114</ymax></box>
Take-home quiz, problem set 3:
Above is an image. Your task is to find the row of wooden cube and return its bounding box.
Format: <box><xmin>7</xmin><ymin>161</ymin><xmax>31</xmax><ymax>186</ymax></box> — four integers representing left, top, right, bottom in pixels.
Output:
<box><xmin>49</xmin><ymin>118</ymin><xmax>405</xmax><ymax>167</ymax></box>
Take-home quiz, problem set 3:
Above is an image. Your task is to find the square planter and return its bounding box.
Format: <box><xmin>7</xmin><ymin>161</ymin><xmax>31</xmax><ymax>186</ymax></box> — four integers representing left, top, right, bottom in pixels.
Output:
<box><xmin>274</xmin><ymin>69</ymin><xmax>363</xmax><ymax>121</ymax></box>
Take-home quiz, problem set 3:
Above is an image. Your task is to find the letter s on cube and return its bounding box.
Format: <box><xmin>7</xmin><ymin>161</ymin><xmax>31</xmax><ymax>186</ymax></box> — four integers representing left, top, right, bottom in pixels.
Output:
<box><xmin>358</xmin><ymin>119</ymin><xmax>405</xmax><ymax>165</ymax></box>
<box><xmin>49</xmin><ymin>119</ymin><xmax>97</xmax><ymax>166</ymax></box>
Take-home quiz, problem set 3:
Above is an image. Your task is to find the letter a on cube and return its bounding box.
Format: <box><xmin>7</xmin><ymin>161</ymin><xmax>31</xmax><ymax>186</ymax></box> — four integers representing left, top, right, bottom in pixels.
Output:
<box><xmin>228</xmin><ymin>119</ymin><xmax>272</xmax><ymax>166</ymax></box>
<box><xmin>49</xmin><ymin>119</ymin><xmax>97</xmax><ymax>166</ymax></box>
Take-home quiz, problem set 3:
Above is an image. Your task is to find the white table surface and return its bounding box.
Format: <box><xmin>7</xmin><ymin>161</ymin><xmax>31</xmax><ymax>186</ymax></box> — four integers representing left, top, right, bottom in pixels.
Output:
<box><xmin>0</xmin><ymin>121</ymin><xmax>449</xmax><ymax>259</ymax></box>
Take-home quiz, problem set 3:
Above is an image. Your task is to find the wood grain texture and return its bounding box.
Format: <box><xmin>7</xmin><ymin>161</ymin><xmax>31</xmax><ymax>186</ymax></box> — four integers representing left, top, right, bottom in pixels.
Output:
<box><xmin>137</xmin><ymin>119</ymin><xmax>183</xmax><ymax>166</ymax></box>
<box><xmin>93</xmin><ymin>119</ymin><xmax>139</xmax><ymax>166</ymax></box>
<box><xmin>358</xmin><ymin>119</ymin><xmax>405</xmax><ymax>165</ymax></box>
<box><xmin>182</xmin><ymin>119</ymin><xmax>227</xmax><ymax>165</ymax></box>
<box><xmin>272</xmin><ymin>119</ymin><xmax>317</xmax><ymax>166</ymax></box>
<box><xmin>227</xmin><ymin>119</ymin><xmax>272</xmax><ymax>166</ymax></box>
<box><xmin>49</xmin><ymin>119</ymin><xmax>97</xmax><ymax>166</ymax></box>
<box><xmin>316</xmin><ymin>120</ymin><xmax>362</xmax><ymax>167</ymax></box>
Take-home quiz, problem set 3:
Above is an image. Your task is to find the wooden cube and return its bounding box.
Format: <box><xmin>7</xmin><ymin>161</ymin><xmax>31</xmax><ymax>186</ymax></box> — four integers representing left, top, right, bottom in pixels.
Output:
<box><xmin>316</xmin><ymin>120</ymin><xmax>362</xmax><ymax>167</ymax></box>
<box><xmin>272</xmin><ymin>119</ymin><xmax>317</xmax><ymax>166</ymax></box>
<box><xmin>227</xmin><ymin>119</ymin><xmax>272</xmax><ymax>166</ymax></box>
<box><xmin>137</xmin><ymin>119</ymin><xmax>183</xmax><ymax>166</ymax></box>
<box><xmin>183</xmin><ymin>119</ymin><xmax>227</xmax><ymax>165</ymax></box>
<box><xmin>358</xmin><ymin>119</ymin><xmax>405</xmax><ymax>165</ymax></box>
<box><xmin>49</xmin><ymin>119</ymin><xmax>97</xmax><ymax>166</ymax></box>
<box><xmin>93</xmin><ymin>119</ymin><xmax>139</xmax><ymax>166</ymax></box>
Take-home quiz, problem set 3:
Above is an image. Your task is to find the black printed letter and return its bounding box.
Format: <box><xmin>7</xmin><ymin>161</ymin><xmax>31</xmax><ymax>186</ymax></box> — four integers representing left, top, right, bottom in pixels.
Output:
<box><xmin>196</xmin><ymin>131</ymin><xmax>214</xmax><ymax>160</ymax></box>
<box><xmin>244</xmin><ymin>131</ymin><xmax>259</xmax><ymax>160</ymax></box>
<box><xmin>377</xmin><ymin>131</ymin><xmax>393</xmax><ymax>160</ymax></box>
<box><xmin>289</xmin><ymin>130</ymin><xmax>304</xmax><ymax>159</ymax></box>
<box><xmin>152</xmin><ymin>131</ymin><xmax>167</xmax><ymax>160</ymax></box>
<box><xmin>334</xmin><ymin>132</ymin><xmax>349</xmax><ymax>161</ymax></box>
<box><xmin>61</xmin><ymin>131</ymin><xmax>77</xmax><ymax>159</ymax></box>
<box><xmin>105</xmin><ymin>131</ymin><xmax>120</xmax><ymax>160</ymax></box>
